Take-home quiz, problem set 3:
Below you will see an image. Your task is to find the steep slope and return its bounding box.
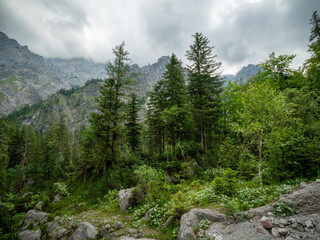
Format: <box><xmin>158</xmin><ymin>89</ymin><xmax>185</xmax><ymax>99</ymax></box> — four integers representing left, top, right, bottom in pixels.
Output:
<box><xmin>45</xmin><ymin>57</ymin><xmax>105</xmax><ymax>87</ymax></box>
<box><xmin>223</xmin><ymin>64</ymin><xmax>260</xmax><ymax>85</ymax></box>
<box><xmin>0</xmin><ymin>31</ymin><xmax>70</xmax><ymax>117</ymax></box>
<box><xmin>9</xmin><ymin>80</ymin><xmax>102</xmax><ymax>133</ymax></box>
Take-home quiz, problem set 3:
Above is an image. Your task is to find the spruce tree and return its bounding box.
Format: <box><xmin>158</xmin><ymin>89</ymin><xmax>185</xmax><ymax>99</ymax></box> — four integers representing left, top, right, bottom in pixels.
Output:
<box><xmin>125</xmin><ymin>92</ymin><xmax>141</xmax><ymax>152</ymax></box>
<box><xmin>90</xmin><ymin>42</ymin><xmax>131</xmax><ymax>174</ymax></box>
<box><xmin>186</xmin><ymin>32</ymin><xmax>223</xmax><ymax>151</ymax></box>
<box><xmin>310</xmin><ymin>11</ymin><xmax>320</xmax><ymax>42</ymax></box>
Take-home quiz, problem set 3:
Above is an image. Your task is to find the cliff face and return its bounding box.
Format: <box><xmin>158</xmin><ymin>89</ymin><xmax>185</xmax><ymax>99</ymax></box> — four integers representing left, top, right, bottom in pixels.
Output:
<box><xmin>0</xmin><ymin>31</ymin><xmax>70</xmax><ymax>117</ymax></box>
<box><xmin>0</xmin><ymin>31</ymin><xmax>170</xmax><ymax>117</ymax></box>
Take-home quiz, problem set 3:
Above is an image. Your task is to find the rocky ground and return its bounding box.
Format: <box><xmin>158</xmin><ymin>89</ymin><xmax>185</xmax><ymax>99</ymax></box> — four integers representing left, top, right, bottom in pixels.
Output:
<box><xmin>18</xmin><ymin>180</ymin><xmax>320</xmax><ymax>240</ymax></box>
<box><xmin>178</xmin><ymin>180</ymin><xmax>320</xmax><ymax>240</ymax></box>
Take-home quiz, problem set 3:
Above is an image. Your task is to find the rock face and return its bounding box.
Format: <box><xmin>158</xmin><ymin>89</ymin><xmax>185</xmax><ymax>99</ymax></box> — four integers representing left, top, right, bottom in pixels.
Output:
<box><xmin>119</xmin><ymin>188</ymin><xmax>135</xmax><ymax>212</ymax></box>
<box><xmin>222</xmin><ymin>64</ymin><xmax>260</xmax><ymax>85</ymax></box>
<box><xmin>0</xmin><ymin>31</ymin><xmax>70</xmax><ymax>117</ymax></box>
<box><xmin>70</xmin><ymin>222</ymin><xmax>98</xmax><ymax>240</ymax></box>
<box><xmin>178</xmin><ymin>208</ymin><xmax>226</xmax><ymax>240</ymax></box>
<box><xmin>19</xmin><ymin>229</ymin><xmax>41</xmax><ymax>240</ymax></box>
<box><xmin>188</xmin><ymin>180</ymin><xmax>320</xmax><ymax>240</ymax></box>
<box><xmin>21</xmin><ymin>210</ymin><xmax>49</xmax><ymax>230</ymax></box>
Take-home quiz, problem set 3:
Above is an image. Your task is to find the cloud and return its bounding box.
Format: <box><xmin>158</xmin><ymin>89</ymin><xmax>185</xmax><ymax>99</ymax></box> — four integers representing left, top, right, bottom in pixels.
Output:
<box><xmin>0</xmin><ymin>0</ymin><xmax>319</xmax><ymax>74</ymax></box>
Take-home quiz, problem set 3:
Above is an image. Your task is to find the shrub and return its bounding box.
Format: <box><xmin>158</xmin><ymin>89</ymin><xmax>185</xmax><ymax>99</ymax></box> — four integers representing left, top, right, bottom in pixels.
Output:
<box><xmin>53</xmin><ymin>182</ymin><xmax>69</xmax><ymax>196</ymax></box>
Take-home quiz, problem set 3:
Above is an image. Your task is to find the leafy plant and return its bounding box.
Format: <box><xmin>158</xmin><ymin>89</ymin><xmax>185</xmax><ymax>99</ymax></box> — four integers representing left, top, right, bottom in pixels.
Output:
<box><xmin>199</xmin><ymin>219</ymin><xmax>212</xmax><ymax>230</ymax></box>
<box><xmin>273</xmin><ymin>197</ymin><xmax>300</xmax><ymax>216</ymax></box>
<box><xmin>53</xmin><ymin>182</ymin><xmax>69</xmax><ymax>196</ymax></box>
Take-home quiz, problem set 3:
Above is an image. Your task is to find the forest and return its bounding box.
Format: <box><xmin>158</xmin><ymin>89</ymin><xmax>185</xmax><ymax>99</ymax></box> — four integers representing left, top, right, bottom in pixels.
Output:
<box><xmin>0</xmin><ymin>11</ymin><xmax>320</xmax><ymax>240</ymax></box>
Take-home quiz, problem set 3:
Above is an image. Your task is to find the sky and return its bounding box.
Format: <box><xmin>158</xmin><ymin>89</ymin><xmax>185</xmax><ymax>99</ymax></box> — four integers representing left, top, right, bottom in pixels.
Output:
<box><xmin>0</xmin><ymin>0</ymin><xmax>319</xmax><ymax>75</ymax></box>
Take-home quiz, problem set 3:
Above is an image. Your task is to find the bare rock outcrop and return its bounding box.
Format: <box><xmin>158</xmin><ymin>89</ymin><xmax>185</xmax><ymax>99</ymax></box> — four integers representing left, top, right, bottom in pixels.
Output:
<box><xmin>178</xmin><ymin>208</ymin><xmax>226</xmax><ymax>240</ymax></box>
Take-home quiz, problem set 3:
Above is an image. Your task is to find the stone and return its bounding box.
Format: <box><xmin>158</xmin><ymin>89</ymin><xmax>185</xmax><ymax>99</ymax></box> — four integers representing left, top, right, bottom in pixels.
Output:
<box><xmin>300</xmin><ymin>182</ymin><xmax>307</xmax><ymax>188</ymax></box>
<box><xmin>34</xmin><ymin>201</ymin><xmax>43</xmax><ymax>211</ymax></box>
<box><xmin>271</xmin><ymin>227</ymin><xmax>281</xmax><ymax>237</ymax></box>
<box><xmin>178</xmin><ymin>208</ymin><xmax>225</xmax><ymax>240</ymax></box>
<box><xmin>52</xmin><ymin>194</ymin><xmax>63</xmax><ymax>203</ymax></box>
<box><xmin>277</xmin><ymin>227</ymin><xmax>289</xmax><ymax>236</ymax></box>
<box><xmin>316</xmin><ymin>179</ymin><xmax>320</xmax><ymax>183</ymax></box>
<box><xmin>257</xmin><ymin>226</ymin><xmax>269</xmax><ymax>235</ymax></box>
<box><xmin>21</xmin><ymin>210</ymin><xmax>49</xmax><ymax>230</ymax></box>
<box><xmin>70</xmin><ymin>222</ymin><xmax>98</xmax><ymax>240</ymax></box>
<box><xmin>305</xmin><ymin>220</ymin><xmax>313</xmax><ymax>228</ymax></box>
<box><xmin>124</xmin><ymin>215</ymin><xmax>132</xmax><ymax>221</ymax></box>
<box><xmin>19</xmin><ymin>230</ymin><xmax>41</xmax><ymax>240</ymax></box>
<box><xmin>288</xmin><ymin>217</ymin><xmax>297</xmax><ymax>224</ymax></box>
<box><xmin>118</xmin><ymin>188</ymin><xmax>134</xmax><ymax>212</ymax></box>
<box><xmin>57</xmin><ymin>229</ymin><xmax>67</xmax><ymax>238</ymax></box>
<box><xmin>118</xmin><ymin>221</ymin><xmax>124</xmax><ymax>229</ymax></box>
<box><xmin>292</xmin><ymin>222</ymin><xmax>305</xmax><ymax>232</ymax></box>
<box><xmin>279</xmin><ymin>219</ymin><xmax>289</xmax><ymax>226</ymax></box>
<box><xmin>105</xmin><ymin>224</ymin><xmax>111</xmax><ymax>230</ymax></box>
<box><xmin>260</xmin><ymin>216</ymin><xmax>273</xmax><ymax>229</ymax></box>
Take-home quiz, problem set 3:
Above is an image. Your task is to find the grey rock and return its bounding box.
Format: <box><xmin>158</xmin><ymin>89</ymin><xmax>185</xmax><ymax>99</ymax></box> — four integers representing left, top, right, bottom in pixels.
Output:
<box><xmin>271</xmin><ymin>227</ymin><xmax>281</xmax><ymax>237</ymax></box>
<box><xmin>300</xmin><ymin>182</ymin><xmax>307</xmax><ymax>188</ymax></box>
<box><xmin>279</xmin><ymin>219</ymin><xmax>289</xmax><ymax>226</ymax></box>
<box><xmin>21</xmin><ymin>210</ymin><xmax>49</xmax><ymax>230</ymax></box>
<box><xmin>277</xmin><ymin>227</ymin><xmax>289</xmax><ymax>236</ymax></box>
<box><xmin>34</xmin><ymin>201</ymin><xmax>43</xmax><ymax>211</ymax></box>
<box><xmin>118</xmin><ymin>221</ymin><xmax>124</xmax><ymax>229</ymax></box>
<box><xmin>305</xmin><ymin>220</ymin><xmax>313</xmax><ymax>228</ymax></box>
<box><xmin>19</xmin><ymin>230</ymin><xmax>41</xmax><ymax>240</ymax></box>
<box><xmin>260</xmin><ymin>216</ymin><xmax>273</xmax><ymax>229</ymax></box>
<box><xmin>118</xmin><ymin>188</ymin><xmax>134</xmax><ymax>212</ymax></box>
<box><xmin>105</xmin><ymin>224</ymin><xmax>111</xmax><ymax>230</ymax></box>
<box><xmin>178</xmin><ymin>208</ymin><xmax>225</xmax><ymax>240</ymax></box>
<box><xmin>53</xmin><ymin>194</ymin><xmax>63</xmax><ymax>203</ymax></box>
<box><xmin>316</xmin><ymin>179</ymin><xmax>320</xmax><ymax>183</ymax></box>
<box><xmin>70</xmin><ymin>222</ymin><xmax>98</xmax><ymax>240</ymax></box>
<box><xmin>288</xmin><ymin>217</ymin><xmax>297</xmax><ymax>224</ymax></box>
<box><xmin>257</xmin><ymin>226</ymin><xmax>270</xmax><ymax>235</ymax></box>
<box><xmin>57</xmin><ymin>229</ymin><xmax>67</xmax><ymax>238</ymax></box>
<box><xmin>281</xmin><ymin>181</ymin><xmax>320</xmax><ymax>214</ymax></box>
<box><xmin>292</xmin><ymin>222</ymin><xmax>305</xmax><ymax>232</ymax></box>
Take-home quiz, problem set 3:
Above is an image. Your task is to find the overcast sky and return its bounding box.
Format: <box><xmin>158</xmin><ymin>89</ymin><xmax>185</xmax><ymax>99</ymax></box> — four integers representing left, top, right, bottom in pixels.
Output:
<box><xmin>0</xmin><ymin>0</ymin><xmax>319</xmax><ymax>74</ymax></box>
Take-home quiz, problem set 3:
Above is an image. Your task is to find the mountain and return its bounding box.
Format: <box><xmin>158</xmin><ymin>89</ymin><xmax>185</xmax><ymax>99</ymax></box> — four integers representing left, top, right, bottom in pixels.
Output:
<box><xmin>45</xmin><ymin>57</ymin><xmax>105</xmax><ymax>87</ymax></box>
<box><xmin>222</xmin><ymin>64</ymin><xmax>260</xmax><ymax>85</ymax></box>
<box><xmin>0</xmin><ymin>31</ymin><xmax>170</xmax><ymax>117</ymax></box>
<box><xmin>0</xmin><ymin>31</ymin><xmax>70</xmax><ymax>117</ymax></box>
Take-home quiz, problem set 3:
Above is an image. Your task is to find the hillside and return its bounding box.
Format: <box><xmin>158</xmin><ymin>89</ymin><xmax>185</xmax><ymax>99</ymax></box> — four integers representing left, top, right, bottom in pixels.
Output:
<box><xmin>0</xmin><ymin>31</ymin><xmax>170</xmax><ymax>117</ymax></box>
<box><xmin>0</xmin><ymin>31</ymin><xmax>70</xmax><ymax>117</ymax></box>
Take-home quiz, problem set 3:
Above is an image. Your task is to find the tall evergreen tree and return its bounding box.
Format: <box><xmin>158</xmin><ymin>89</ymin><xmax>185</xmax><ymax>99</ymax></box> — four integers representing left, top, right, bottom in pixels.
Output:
<box><xmin>147</xmin><ymin>54</ymin><xmax>188</xmax><ymax>161</ymax></box>
<box><xmin>125</xmin><ymin>92</ymin><xmax>141</xmax><ymax>152</ymax></box>
<box><xmin>0</xmin><ymin>120</ymin><xmax>9</xmax><ymax>193</ymax></box>
<box><xmin>90</xmin><ymin>42</ymin><xmax>131</xmax><ymax>174</ymax></box>
<box><xmin>310</xmin><ymin>10</ymin><xmax>320</xmax><ymax>42</ymax></box>
<box><xmin>186</xmin><ymin>32</ymin><xmax>223</xmax><ymax>151</ymax></box>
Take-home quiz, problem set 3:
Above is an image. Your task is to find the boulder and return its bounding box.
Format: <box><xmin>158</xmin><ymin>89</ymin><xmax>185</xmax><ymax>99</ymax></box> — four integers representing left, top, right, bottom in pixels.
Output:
<box><xmin>178</xmin><ymin>208</ymin><xmax>225</xmax><ymax>240</ymax></box>
<box><xmin>257</xmin><ymin>226</ymin><xmax>269</xmax><ymax>235</ymax></box>
<box><xmin>281</xmin><ymin>181</ymin><xmax>320</xmax><ymax>214</ymax></box>
<box><xmin>118</xmin><ymin>188</ymin><xmax>134</xmax><ymax>212</ymax></box>
<box><xmin>21</xmin><ymin>210</ymin><xmax>49</xmax><ymax>230</ymax></box>
<box><xmin>70</xmin><ymin>222</ymin><xmax>98</xmax><ymax>240</ymax></box>
<box><xmin>19</xmin><ymin>230</ymin><xmax>41</xmax><ymax>240</ymax></box>
<box><xmin>260</xmin><ymin>216</ymin><xmax>273</xmax><ymax>229</ymax></box>
<box><xmin>34</xmin><ymin>201</ymin><xmax>43</xmax><ymax>211</ymax></box>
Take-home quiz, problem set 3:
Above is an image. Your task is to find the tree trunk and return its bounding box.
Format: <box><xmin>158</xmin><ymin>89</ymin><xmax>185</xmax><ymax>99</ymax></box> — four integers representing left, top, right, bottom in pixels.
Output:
<box><xmin>259</xmin><ymin>131</ymin><xmax>263</xmax><ymax>188</ymax></box>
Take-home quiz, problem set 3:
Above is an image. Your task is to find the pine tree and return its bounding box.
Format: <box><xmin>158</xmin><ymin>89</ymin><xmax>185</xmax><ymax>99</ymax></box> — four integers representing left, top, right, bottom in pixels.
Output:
<box><xmin>186</xmin><ymin>32</ymin><xmax>223</xmax><ymax>151</ymax></box>
<box><xmin>147</xmin><ymin>54</ymin><xmax>188</xmax><ymax>160</ymax></box>
<box><xmin>125</xmin><ymin>92</ymin><xmax>141</xmax><ymax>152</ymax></box>
<box><xmin>0</xmin><ymin>120</ymin><xmax>9</xmax><ymax>193</ymax></box>
<box><xmin>90</xmin><ymin>42</ymin><xmax>131</xmax><ymax>174</ymax></box>
<box><xmin>310</xmin><ymin>11</ymin><xmax>320</xmax><ymax>42</ymax></box>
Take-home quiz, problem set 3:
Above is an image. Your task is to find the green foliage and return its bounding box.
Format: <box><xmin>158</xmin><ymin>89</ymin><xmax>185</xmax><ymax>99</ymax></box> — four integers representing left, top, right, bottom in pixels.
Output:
<box><xmin>213</xmin><ymin>168</ymin><xmax>238</xmax><ymax>196</ymax></box>
<box><xmin>53</xmin><ymin>182</ymin><xmax>69</xmax><ymax>196</ymax></box>
<box><xmin>199</xmin><ymin>219</ymin><xmax>212</xmax><ymax>230</ymax></box>
<box><xmin>273</xmin><ymin>197</ymin><xmax>300</xmax><ymax>216</ymax></box>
